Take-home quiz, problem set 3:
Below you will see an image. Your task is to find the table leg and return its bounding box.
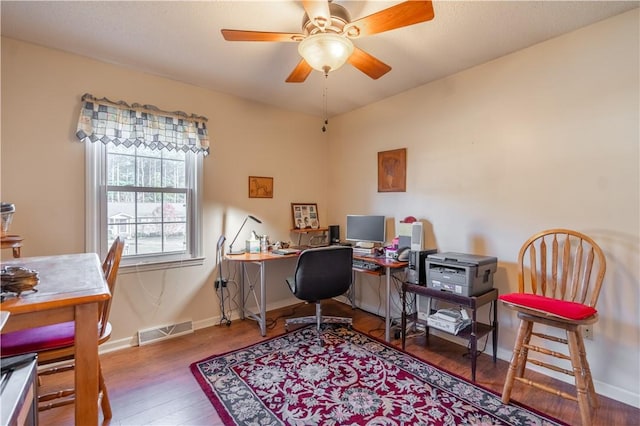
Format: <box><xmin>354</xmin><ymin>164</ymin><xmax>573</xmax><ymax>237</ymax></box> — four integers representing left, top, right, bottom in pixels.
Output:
<box><xmin>471</xmin><ymin>307</ymin><xmax>478</xmax><ymax>382</ymax></box>
<box><xmin>401</xmin><ymin>287</ymin><xmax>407</xmax><ymax>349</ymax></box>
<box><xmin>74</xmin><ymin>302</ymin><xmax>99</xmax><ymax>425</ymax></box>
<box><xmin>385</xmin><ymin>267</ymin><xmax>391</xmax><ymax>341</ymax></box>
<box><xmin>492</xmin><ymin>299</ymin><xmax>498</xmax><ymax>363</ymax></box>
<box><xmin>425</xmin><ymin>297</ymin><xmax>432</xmax><ymax>343</ymax></box>
<box><xmin>349</xmin><ymin>270</ymin><xmax>356</xmax><ymax>309</ymax></box>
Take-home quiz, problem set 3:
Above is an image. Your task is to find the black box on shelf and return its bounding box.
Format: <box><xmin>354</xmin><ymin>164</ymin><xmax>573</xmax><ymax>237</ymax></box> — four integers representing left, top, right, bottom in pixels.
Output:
<box><xmin>406</xmin><ymin>249</ymin><xmax>437</xmax><ymax>285</ymax></box>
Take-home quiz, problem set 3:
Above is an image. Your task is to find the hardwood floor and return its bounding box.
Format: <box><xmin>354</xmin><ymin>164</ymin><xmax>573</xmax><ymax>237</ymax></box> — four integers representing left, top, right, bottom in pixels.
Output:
<box><xmin>38</xmin><ymin>300</ymin><xmax>638</xmax><ymax>425</ymax></box>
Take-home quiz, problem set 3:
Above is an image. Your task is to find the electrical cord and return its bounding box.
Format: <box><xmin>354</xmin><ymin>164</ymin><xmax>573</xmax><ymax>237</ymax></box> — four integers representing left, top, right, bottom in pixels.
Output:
<box><xmin>266</xmin><ymin>303</ymin><xmax>305</xmax><ymax>330</ymax></box>
<box><xmin>463</xmin><ymin>301</ymin><xmax>492</xmax><ymax>358</ymax></box>
<box><xmin>215</xmin><ymin>240</ymin><xmax>232</xmax><ymax>326</ymax></box>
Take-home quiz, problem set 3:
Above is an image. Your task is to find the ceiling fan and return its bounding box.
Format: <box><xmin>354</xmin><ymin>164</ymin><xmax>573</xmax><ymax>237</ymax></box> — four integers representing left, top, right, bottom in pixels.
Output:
<box><xmin>221</xmin><ymin>1</ymin><xmax>435</xmax><ymax>83</ymax></box>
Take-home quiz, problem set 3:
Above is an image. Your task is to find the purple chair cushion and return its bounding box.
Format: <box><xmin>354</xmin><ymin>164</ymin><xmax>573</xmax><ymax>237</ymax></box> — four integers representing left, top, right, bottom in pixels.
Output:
<box><xmin>1</xmin><ymin>321</ymin><xmax>75</xmax><ymax>357</ymax></box>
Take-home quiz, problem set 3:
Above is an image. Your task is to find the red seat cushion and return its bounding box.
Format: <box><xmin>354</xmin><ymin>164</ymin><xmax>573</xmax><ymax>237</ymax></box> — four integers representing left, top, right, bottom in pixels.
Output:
<box><xmin>499</xmin><ymin>293</ymin><xmax>597</xmax><ymax>320</ymax></box>
<box><xmin>1</xmin><ymin>321</ymin><xmax>75</xmax><ymax>357</ymax></box>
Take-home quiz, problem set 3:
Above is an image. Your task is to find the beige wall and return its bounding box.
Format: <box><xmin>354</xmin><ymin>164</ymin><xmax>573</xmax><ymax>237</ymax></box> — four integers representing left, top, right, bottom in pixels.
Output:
<box><xmin>0</xmin><ymin>37</ymin><xmax>327</xmax><ymax>345</ymax></box>
<box><xmin>1</xmin><ymin>8</ymin><xmax>638</xmax><ymax>407</ymax></box>
<box><xmin>328</xmin><ymin>9</ymin><xmax>639</xmax><ymax>406</ymax></box>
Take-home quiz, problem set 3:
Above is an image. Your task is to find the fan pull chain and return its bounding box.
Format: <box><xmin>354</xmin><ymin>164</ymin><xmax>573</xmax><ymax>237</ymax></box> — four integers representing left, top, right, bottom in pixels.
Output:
<box><xmin>322</xmin><ymin>73</ymin><xmax>329</xmax><ymax>132</ymax></box>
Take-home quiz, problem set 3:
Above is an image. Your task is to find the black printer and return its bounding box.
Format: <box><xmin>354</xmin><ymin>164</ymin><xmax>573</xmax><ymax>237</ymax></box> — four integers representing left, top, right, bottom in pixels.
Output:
<box><xmin>425</xmin><ymin>252</ymin><xmax>497</xmax><ymax>296</ymax></box>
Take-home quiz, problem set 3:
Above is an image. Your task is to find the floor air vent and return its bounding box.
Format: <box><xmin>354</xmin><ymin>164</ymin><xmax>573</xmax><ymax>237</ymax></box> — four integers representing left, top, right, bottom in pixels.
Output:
<box><xmin>138</xmin><ymin>320</ymin><xmax>193</xmax><ymax>346</ymax></box>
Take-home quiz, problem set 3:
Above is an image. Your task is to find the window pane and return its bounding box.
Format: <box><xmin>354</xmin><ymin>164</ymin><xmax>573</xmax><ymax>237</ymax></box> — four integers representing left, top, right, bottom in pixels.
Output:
<box><xmin>107</xmin><ymin>190</ymin><xmax>135</xmax><ymax>204</ymax></box>
<box><xmin>163</xmin><ymin>158</ymin><xmax>186</xmax><ymax>188</ymax></box>
<box><xmin>164</xmin><ymin>194</ymin><xmax>186</xmax><ymax>223</ymax></box>
<box><xmin>138</xmin><ymin>192</ymin><xmax>161</xmax><ymax>230</ymax></box>
<box><xmin>137</xmin><ymin>155</ymin><xmax>162</xmax><ymax>187</ymax></box>
<box><xmin>165</xmin><ymin>223</ymin><xmax>186</xmax><ymax>252</ymax></box>
<box><xmin>135</xmin><ymin>227</ymin><xmax>162</xmax><ymax>255</ymax></box>
<box><xmin>107</xmin><ymin>191</ymin><xmax>134</xmax><ymax>240</ymax></box>
<box><xmin>107</xmin><ymin>153</ymin><xmax>135</xmax><ymax>186</ymax></box>
<box><xmin>99</xmin><ymin>142</ymin><xmax>199</xmax><ymax>262</ymax></box>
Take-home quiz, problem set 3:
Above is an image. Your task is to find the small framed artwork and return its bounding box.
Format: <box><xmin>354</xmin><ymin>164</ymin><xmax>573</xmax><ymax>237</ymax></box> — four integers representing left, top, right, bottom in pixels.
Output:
<box><xmin>248</xmin><ymin>176</ymin><xmax>273</xmax><ymax>198</ymax></box>
<box><xmin>291</xmin><ymin>203</ymin><xmax>319</xmax><ymax>229</ymax></box>
<box><xmin>378</xmin><ymin>148</ymin><xmax>406</xmax><ymax>192</ymax></box>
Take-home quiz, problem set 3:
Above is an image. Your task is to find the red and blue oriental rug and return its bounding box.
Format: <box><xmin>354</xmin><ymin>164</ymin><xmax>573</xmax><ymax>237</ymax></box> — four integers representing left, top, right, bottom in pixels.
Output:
<box><xmin>190</xmin><ymin>325</ymin><xmax>565</xmax><ymax>425</ymax></box>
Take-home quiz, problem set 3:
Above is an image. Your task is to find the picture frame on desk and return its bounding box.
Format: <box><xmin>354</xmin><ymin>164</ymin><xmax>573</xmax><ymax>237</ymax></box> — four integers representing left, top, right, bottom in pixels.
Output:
<box><xmin>291</xmin><ymin>203</ymin><xmax>319</xmax><ymax>229</ymax></box>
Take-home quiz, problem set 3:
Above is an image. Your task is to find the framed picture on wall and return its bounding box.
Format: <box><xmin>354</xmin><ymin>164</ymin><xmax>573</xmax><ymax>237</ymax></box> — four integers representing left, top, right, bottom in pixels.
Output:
<box><xmin>248</xmin><ymin>176</ymin><xmax>273</xmax><ymax>198</ymax></box>
<box><xmin>291</xmin><ymin>203</ymin><xmax>319</xmax><ymax>229</ymax></box>
<box><xmin>378</xmin><ymin>148</ymin><xmax>406</xmax><ymax>192</ymax></box>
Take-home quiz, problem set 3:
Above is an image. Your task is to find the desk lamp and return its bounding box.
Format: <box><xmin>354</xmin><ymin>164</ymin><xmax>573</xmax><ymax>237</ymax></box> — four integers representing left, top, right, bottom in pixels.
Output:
<box><xmin>228</xmin><ymin>215</ymin><xmax>262</xmax><ymax>254</ymax></box>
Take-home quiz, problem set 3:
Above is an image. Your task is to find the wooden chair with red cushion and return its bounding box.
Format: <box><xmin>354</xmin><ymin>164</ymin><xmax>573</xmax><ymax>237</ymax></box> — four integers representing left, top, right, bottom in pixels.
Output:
<box><xmin>1</xmin><ymin>236</ymin><xmax>125</xmax><ymax>419</ymax></box>
<box><xmin>499</xmin><ymin>229</ymin><xmax>606</xmax><ymax>426</ymax></box>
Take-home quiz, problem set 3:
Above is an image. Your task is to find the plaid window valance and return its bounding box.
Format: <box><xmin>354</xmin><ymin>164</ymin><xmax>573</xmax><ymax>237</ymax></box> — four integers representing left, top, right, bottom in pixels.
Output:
<box><xmin>75</xmin><ymin>93</ymin><xmax>209</xmax><ymax>156</ymax></box>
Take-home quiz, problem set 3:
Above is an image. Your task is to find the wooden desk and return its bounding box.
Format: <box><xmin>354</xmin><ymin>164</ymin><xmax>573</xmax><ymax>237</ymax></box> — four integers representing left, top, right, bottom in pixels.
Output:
<box><xmin>1</xmin><ymin>253</ymin><xmax>110</xmax><ymax>426</ymax></box>
<box><xmin>401</xmin><ymin>284</ymin><xmax>498</xmax><ymax>382</ymax></box>
<box><xmin>225</xmin><ymin>251</ymin><xmax>299</xmax><ymax>336</ymax></box>
<box><xmin>353</xmin><ymin>254</ymin><xmax>408</xmax><ymax>341</ymax></box>
<box><xmin>226</xmin><ymin>251</ymin><xmax>407</xmax><ymax>342</ymax></box>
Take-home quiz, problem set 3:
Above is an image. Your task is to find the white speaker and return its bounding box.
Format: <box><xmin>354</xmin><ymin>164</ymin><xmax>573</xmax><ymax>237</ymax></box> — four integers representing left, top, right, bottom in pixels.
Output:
<box><xmin>410</xmin><ymin>222</ymin><xmax>423</xmax><ymax>251</ymax></box>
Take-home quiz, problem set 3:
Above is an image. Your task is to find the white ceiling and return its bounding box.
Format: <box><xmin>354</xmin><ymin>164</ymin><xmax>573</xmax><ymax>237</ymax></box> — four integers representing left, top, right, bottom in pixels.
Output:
<box><xmin>1</xmin><ymin>1</ymin><xmax>637</xmax><ymax>117</ymax></box>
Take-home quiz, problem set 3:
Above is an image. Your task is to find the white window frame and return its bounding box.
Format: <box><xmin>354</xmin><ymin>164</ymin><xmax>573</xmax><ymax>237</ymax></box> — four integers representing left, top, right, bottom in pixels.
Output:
<box><xmin>85</xmin><ymin>142</ymin><xmax>204</xmax><ymax>272</ymax></box>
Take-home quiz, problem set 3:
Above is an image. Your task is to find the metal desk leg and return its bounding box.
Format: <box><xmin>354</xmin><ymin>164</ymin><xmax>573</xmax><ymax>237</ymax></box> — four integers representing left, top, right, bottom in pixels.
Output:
<box><xmin>240</xmin><ymin>263</ymin><xmax>246</xmax><ymax>320</ymax></box>
<box><xmin>259</xmin><ymin>261</ymin><xmax>266</xmax><ymax>336</ymax></box>
<box><xmin>240</xmin><ymin>261</ymin><xmax>267</xmax><ymax>336</ymax></box>
<box><xmin>385</xmin><ymin>266</ymin><xmax>391</xmax><ymax>342</ymax></box>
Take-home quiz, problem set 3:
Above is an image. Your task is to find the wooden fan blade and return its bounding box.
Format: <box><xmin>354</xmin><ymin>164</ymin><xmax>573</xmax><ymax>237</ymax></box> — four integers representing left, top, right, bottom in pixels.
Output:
<box><xmin>348</xmin><ymin>47</ymin><xmax>392</xmax><ymax>80</ymax></box>
<box><xmin>286</xmin><ymin>59</ymin><xmax>313</xmax><ymax>83</ymax></box>
<box><xmin>302</xmin><ymin>0</ymin><xmax>331</xmax><ymax>28</ymax></box>
<box><xmin>346</xmin><ymin>1</ymin><xmax>434</xmax><ymax>38</ymax></box>
<box><xmin>221</xmin><ymin>29</ymin><xmax>303</xmax><ymax>42</ymax></box>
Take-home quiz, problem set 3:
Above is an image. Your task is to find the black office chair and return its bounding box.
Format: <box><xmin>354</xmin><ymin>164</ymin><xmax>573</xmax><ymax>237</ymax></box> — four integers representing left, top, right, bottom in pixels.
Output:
<box><xmin>285</xmin><ymin>246</ymin><xmax>354</xmax><ymax>344</ymax></box>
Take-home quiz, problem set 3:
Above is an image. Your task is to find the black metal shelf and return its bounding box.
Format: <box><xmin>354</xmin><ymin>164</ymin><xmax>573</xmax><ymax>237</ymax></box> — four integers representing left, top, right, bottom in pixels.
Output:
<box><xmin>401</xmin><ymin>283</ymin><xmax>499</xmax><ymax>382</ymax></box>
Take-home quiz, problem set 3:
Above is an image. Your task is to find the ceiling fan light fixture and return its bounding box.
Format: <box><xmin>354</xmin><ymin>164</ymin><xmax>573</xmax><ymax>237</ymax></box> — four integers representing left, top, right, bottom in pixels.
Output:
<box><xmin>298</xmin><ymin>33</ymin><xmax>354</xmax><ymax>74</ymax></box>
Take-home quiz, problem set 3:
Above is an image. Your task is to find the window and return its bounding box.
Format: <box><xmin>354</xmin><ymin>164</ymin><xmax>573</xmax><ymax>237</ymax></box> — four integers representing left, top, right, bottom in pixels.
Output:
<box><xmin>87</xmin><ymin>142</ymin><xmax>203</xmax><ymax>270</ymax></box>
<box><xmin>79</xmin><ymin>94</ymin><xmax>208</xmax><ymax>270</ymax></box>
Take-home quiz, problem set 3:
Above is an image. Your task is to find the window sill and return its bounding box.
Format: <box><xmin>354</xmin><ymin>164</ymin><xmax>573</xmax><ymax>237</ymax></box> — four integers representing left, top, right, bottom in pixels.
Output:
<box><xmin>119</xmin><ymin>256</ymin><xmax>205</xmax><ymax>274</ymax></box>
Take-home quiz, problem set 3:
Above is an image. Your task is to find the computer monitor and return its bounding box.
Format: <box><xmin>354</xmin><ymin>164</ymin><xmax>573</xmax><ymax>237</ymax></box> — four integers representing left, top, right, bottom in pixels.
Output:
<box><xmin>346</xmin><ymin>215</ymin><xmax>386</xmax><ymax>245</ymax></box>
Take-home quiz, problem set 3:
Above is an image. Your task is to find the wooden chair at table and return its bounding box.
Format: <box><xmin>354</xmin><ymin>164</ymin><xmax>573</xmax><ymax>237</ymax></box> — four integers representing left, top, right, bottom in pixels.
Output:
<box><xmin>0</xmin><ymin>236</ymin><xmax>125</xmax><ymax>419</ymax></box>
<box><xmin>499</xmin><ymin>229</ymin><xmax>606</xmax><ymax>426</ymax></box>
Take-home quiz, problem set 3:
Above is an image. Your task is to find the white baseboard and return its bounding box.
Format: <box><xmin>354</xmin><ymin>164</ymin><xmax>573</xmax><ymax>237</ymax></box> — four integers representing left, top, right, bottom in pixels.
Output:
<box><xmin>99</xmin><ymin>296</ymin><xmax>302</xmax><ymax>354</ymax></box>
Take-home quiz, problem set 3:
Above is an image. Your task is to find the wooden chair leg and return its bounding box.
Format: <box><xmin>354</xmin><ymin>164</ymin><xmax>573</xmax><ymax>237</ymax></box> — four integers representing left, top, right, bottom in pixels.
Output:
<box><xmin>576</xmin><ymin>331</ymin><xmax>598</xmax><ymax>409</ymax></box>
<box><xmin>502</xmin><ymin>319</ymin><xmax>531</xmax><ymax>403</ymax></box>
<box><xmin>98</xmin><ymin>363</ymin><xmax>112</xmax><ymax>419</ymax></box>
<box><xmin>516</xmin><ymin>321</ymin><xmax>533</xmax><ymax>378</ymax></box>
<box><xmin>567</xmin><ymin>330</ymin><xmax>593</xmax><ymax>426</ymax></box>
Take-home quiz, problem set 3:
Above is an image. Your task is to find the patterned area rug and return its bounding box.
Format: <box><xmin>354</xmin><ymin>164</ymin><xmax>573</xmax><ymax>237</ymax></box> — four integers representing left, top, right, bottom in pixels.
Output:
<box><xmin>190</xmin><ymin>325</ymin><xmax>565</xmax><ymax>426</ymax></box>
